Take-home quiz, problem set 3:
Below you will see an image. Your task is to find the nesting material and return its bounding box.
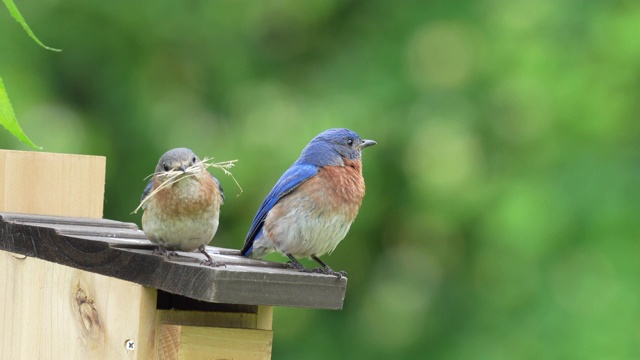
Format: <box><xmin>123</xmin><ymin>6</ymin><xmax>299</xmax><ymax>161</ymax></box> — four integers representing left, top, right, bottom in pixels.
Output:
<box><xmin>133</xmin><ymin>157</ymin><xmax>240</xmax><ymax>214</ymax></box>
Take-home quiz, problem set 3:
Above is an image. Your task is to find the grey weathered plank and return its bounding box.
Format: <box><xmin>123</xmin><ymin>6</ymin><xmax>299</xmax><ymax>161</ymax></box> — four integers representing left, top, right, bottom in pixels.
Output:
<box><xmin>1</xmin><ymin>212</ymin><xmax>138</xmax><ymax>229</ymax></box>
<box><xmin>0</xmin><ymin>212</ymin><xmax>347</xmax><ymax>309</ymax></box>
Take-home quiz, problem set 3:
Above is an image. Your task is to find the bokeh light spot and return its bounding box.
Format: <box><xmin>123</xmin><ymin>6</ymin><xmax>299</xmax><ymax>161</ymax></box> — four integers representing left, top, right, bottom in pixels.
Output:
<box><xmin>356</xmin><ymin>245</ymin><xmax>441</xmax><ymax>350</ymax></box>
<box><xmin>22</xmin><ymin>103</ymin><xmax>87</xmax><ymax>153</ymax></box>
<box><xmin>550</xmin><ymin>248</ymin><xmax>618</xmax><ymax>314</ymax></box>
<box><xmin>405</xmin><ymin>118</ymin><xmax>484</xmax><ymax>195</ymax></box>
<box><xmin>406</xmin><ymin>21</ymin><xmax>477</xmax><ymax>90</ymax></box>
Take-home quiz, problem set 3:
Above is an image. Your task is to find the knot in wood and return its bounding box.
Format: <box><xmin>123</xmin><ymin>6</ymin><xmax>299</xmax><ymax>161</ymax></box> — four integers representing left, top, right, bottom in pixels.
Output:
<box><xmin>73</xmin><ymin>286</ymin><xmax>102</xmax><ymax>338</ymax></box>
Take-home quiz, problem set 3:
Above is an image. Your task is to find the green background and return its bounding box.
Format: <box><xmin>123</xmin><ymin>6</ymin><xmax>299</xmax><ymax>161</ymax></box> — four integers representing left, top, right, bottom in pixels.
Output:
<box><xmin>1</xmin><ymin>1</ymin><xmax>638</xmax><ymax>359</ymax></box>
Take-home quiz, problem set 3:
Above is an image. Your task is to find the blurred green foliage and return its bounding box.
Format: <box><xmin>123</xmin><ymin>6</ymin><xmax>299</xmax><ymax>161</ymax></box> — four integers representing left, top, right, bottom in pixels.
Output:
<box><xmin>0</xmin><ymin>75</ymin><xmax>41</xmax><ymax>148</ymax></box>
<box><xmin>1</xmin><ymin>1</ymin><xmax>638</xmax><ymax>359</ymax></box>
<box><xmin>0</xmin><ymin>0</ymin><xmax>61</xmax><ymax>149</ymax></box>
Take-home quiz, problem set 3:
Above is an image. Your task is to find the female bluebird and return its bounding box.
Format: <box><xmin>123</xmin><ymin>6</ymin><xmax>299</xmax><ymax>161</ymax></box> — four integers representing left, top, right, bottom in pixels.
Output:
<box><xmin>141</xmin><ymin>148</ymin><xmax>225</xmax><ymax>266</ymax></box>
<box><xmin>241</xmin><ymin>128</ymin><xmax>376</xmax><ymax>278</ymax></box>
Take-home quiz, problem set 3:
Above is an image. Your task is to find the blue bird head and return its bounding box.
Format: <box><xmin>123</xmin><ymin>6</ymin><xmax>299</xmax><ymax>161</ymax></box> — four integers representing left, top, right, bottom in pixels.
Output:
<box><xmin>298</xmin><ymin>128</ymin><xmax>376</xmax><ymax>167</ymax></box>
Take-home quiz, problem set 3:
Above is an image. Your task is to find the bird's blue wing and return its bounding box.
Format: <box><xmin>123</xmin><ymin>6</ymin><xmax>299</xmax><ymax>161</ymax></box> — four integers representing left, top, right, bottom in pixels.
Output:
<box><xmin>211</xmin><ymin>173</ymin><xmax>225</xmax><ymax>204</ymax></box>
<box><xmin>241</xmin><ymin>163</ymin><xmax>318</xmax><ymax>256</ymax></box>
<box><xmin>141</xmin><ymin>178</ymin><xmax>154</xmax><ymax>204</ymax></box>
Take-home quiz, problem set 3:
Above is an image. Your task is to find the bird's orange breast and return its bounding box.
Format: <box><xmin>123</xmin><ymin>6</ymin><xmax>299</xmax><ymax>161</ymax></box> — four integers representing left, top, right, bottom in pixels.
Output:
<box><xmin>305</xmin><ymin>158</ymin><xmax>366</xmax><ymax>220</ymax></box>
<box><xmin>152</xmin><ymin>172</ymin><xmax>221</xmax><ymax>217</ymax></box>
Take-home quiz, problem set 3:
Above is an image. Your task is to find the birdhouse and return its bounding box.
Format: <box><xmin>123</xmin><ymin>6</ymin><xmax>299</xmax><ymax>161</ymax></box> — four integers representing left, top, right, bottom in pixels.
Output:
<box><xmin>0</xmin><ymin>150</ymin><xmax>347</xmax><ymax>360</ymax></box>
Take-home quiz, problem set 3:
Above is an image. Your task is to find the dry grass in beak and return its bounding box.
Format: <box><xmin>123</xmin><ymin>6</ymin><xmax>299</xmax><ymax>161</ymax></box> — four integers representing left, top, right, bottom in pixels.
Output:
<box><xmin>132</xmin><ymin>157</ymin><xmax>241</xmax><ymax>214</ymax></box>
<box><xmin>201</xmin><ymin>157</ymin><xmax>243</xmax><ymax>195</ymax></box>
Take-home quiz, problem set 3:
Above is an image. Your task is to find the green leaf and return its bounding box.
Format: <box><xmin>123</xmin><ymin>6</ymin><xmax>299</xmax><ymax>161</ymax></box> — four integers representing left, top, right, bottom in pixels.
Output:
<box><xmin>0</xmin><ymin>76</ymin><xmax>41</xmax><ymax>149</ymax></box>
<box><xmin>3</xmin><ymin>0</ymin><xmax>61</xmax><ymax>52</ymax></box>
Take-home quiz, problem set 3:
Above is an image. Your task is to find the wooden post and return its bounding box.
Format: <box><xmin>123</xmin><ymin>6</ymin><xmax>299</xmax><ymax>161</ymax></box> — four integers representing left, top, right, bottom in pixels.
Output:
<box><xmin>0</xmin><ymin>150</ymin><xmax>347</xmax><ymax>360</ymax></box>
<box><xmin>156</xmin><ymin>305</ymin><xmax>274</xmax><ymax>360</ymax></box>
<box><xmin>0</xmin><ymin>252</ymin><xmax>158</xmax><ymax>359</ymax></box>
<box><xmin>0</xmin><ymin>150</ymin><xmax>106</xmax><ymax>218</ymax></box>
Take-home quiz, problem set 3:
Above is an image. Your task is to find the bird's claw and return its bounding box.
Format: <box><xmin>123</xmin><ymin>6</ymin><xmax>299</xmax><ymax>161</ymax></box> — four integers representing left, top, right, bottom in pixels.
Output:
<box><xmin>311</xmin><ymin>266</ymin><xmax>347</xmax><ymax>279</ymax></box>
<box><xmin>152</xmin><ymin>247</ymin><xmax>166</xmax><ymax>255</ymax></box>
<box><xmin>153</xmin><ymin>247</ymin><xmax>179</xmax><ymax>259</ymax></box>
<box><xmin>200</xmin><ymin>259</ymin><xmax>226</xmax><ymax>267</ymax></box>
<box><xmin>286</xmin><ymin>261</ymin><xmax>307</xmax><ymax>271</ymax></box>
<box><xmin>198</xmin><ymin>244</ymin><xmax>225</xmax><ymax>267</ymax></box>
<box><xmin>287</xmin><ymin>263</ymin><xmax>346</xmax><ymax>279</ymax></box>
<box><xmin>308</xmin><ymin>255</ymin><xmax>346</xmax><ymax>278</ymax></box>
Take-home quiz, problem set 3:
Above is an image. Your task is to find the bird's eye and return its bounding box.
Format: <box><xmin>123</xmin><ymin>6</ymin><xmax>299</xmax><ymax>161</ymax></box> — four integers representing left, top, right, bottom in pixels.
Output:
<box><xmin>346</xmin><ymin>138</ymin><xmax>354</xmax><ymax>146</ymax></box>
<box><xmin>191</xmin><ymin>156</ymin><xmax>197</xmax><ymax>164</ymax></box>
<box><xmin>163</xmin><ymin>163</ymin><xmax>169</xmax><ymax>171</ymax></box>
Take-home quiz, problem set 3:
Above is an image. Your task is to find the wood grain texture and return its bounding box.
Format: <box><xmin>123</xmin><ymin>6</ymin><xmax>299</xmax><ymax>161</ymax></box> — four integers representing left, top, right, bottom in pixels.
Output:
<box><xmin>157</xmin><ymin>310</ymin><xmax>259</xmax><ymax>329</ymax></box>
<box><xmin>158</xmin><ymin>325</ymin><xmax>272</xmax><ymax>360</ymax></box>
<box><xmin>0</xmin><ymin>252</ymin><xmax>156</xmax><ymax>360</ymax></box>
<box><xmin>0</xmin><ymin>212</ymin><xmax>347</xmax><ymax>310</ymax></box>
<box><xmin>0</xmin><ymin>150</ymin><xmax>105</xmax><ymax>218</ymax></box>
<box><xmin>256</xmin><ymin>306</ymin><xmax>273</xmax><ymax>331</ymax></box>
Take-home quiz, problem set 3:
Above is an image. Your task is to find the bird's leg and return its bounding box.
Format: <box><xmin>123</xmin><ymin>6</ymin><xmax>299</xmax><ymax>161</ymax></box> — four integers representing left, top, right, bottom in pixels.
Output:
<box><xmin>199</xmin><ymin>244</ymin><xmax>225</xmax><ymax>267</ymax></box>
<box><xmin>152</xmin><ymin>246</ymin><xmax>166</xmax><ymax>255</ymax></box>
<box><xmin>286</xmin><ymin>254</ymin><xmax>312</xmax><ymax>272</ymax></box>
<box><xmin>153</xmin><ymin>246</ymin><xmax>179</xmax><ymax>259</ymax></box>
<box><xmin>311</xmin><ymin>255</ymin><xmax>347</xmax><ymax>279</ymax></box>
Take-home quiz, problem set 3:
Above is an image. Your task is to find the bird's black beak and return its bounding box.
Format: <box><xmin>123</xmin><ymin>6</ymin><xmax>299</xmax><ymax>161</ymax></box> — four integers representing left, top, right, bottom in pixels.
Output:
<box><xmin>357</xmin><ymin>139</ymin><xmax>377</xmax><ymax>149</ymax></box>
<box><xmin>178</xmin><ymin>165</ymin><xmax>187</xmax><ymax>173</ymax></box>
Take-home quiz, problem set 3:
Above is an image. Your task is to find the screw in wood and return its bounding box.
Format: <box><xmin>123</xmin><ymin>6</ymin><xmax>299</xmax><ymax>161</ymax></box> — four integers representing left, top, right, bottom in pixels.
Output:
<box><xmin>124</xmin><ymin>339</ymin><xmax>135</xmax><ymax>351</ymax></box>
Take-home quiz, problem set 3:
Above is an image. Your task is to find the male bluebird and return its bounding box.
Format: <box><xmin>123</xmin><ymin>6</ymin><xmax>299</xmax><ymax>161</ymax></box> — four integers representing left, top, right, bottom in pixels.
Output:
<box><xmin>141</xmin><ymin>148</ymin><xmax>225</xmax><ymax>266</ymax></box>
<box><xmin>241</xmin><ymin>128</ymin><xmax>376</xmax><ymax>278</ymax></box>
